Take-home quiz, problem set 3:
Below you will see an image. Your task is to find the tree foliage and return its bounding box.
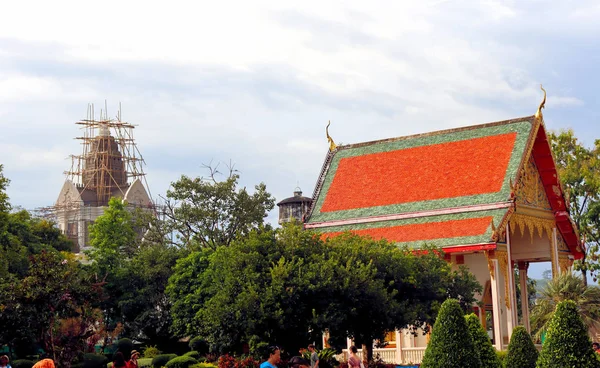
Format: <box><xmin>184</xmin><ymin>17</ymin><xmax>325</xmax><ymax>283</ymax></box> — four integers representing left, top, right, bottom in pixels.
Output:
<box><xmin>167</xmin><ymin>224</ymin><xmax>482</xmax><ymax>359</ymax></box>
<box><xmin>530</xmin><ymin>272</ymin><xmax>600</xmax><ymax>340</ymax></box>
<box><xmin>549</xmin><ymin>130</ymin><xmax>600</xmax><ymax>284</ymax></box>
<box><xmin>420</xmin><ymin>299</ymin><xmax>480</xmax><ymax>368</ymax></box>
<box><xmin>164</xmin><ymin>165</ymin><xmax>274</xmax><ymax>250</ymax></box>
<box><xmin>505</xmin><ymin>326</ymin><xmax>537</xmax><ymax>368</ymax></box>
<box><xmin>465</xmin><ymin>313</ymin><xmax>500</xmax><ymax>368</ymax></box>
<box><xmin>536</xmin><ymin>300</ymin><xmax>600</xmax><ymax>368</ymax></box>
<box><xmin>1</xmin><ymin>251</ymin><xmax>104</xmax><ymax>367</ymax></box>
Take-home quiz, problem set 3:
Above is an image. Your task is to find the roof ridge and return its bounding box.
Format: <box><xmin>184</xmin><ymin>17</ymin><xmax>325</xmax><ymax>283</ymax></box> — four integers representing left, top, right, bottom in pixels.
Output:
<box><xmin>337</xmin><ymin>115</ymin><xmax>535</xmax><ymax>150</ymax></box>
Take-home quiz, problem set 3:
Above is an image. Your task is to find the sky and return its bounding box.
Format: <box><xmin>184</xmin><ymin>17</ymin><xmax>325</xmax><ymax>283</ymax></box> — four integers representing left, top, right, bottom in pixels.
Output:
<box><xmin>1</xmin><ymin>0</ymin><xmax>599</xmax><ymax>277</ymax></box>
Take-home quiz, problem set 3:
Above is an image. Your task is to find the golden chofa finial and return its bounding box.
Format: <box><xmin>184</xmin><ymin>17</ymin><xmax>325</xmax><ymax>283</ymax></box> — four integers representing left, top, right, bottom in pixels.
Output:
<box><xmin>326</xmin><ymin>120</ymin><xmax>337</xmax><ymax>152</ymax></box>
<box><xmin>535</xmin><ymin>84</ymin><xmax>546</xmax><ymax>119</ymax></box>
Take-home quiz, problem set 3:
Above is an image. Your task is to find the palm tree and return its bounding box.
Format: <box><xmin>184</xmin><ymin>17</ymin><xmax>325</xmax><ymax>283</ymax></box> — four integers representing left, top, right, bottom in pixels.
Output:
<box><xmin>530</xmin><ymin>272</ymin><xmax>600</xmax><ymax>341</ymax></box>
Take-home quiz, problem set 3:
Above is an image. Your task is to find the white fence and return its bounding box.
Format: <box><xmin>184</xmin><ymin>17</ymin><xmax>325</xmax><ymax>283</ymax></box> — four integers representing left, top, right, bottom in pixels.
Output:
<box><xmin>341</xmin><ymin>347</ymin><xmax>426</xmax><ymax>365</ymax></box>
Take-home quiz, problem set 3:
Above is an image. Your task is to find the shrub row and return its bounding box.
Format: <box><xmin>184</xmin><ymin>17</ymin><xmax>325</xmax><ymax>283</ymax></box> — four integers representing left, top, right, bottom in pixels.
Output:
<box><xmin>422</xmin><ymin>299</ymin><xmax>600</xmax><ymax>368</ymax></box>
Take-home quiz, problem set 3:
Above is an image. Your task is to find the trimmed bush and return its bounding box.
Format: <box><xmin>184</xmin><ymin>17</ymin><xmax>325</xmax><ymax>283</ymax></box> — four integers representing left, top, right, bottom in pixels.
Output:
<box><xmin>144</xmin><ymin>345</ymin><xmax>161</xmax><ymax>359</ymax></box>
<box><xmin>138</xmin><ymin>358</ymin><xmax>153</xmax><ymax>367</ymax></box>
<box><xmin>190</xmin><ymin>364</ymin><xmax>218</xmax><ymax>368</ymax></box>
<box><xmin>189</xmin><ymin>337</ymin><xmax>208</xmax><ymax>355</ymax></box>
<box><xmin>537</xmin><ymin>300</ymin><xmax>600</xmax><ymax>367</ymax></box>
<box><xmin>505</xmin><ymin>326</ymin><xmax>537</xmax><ymax>368</ymax></box>
<box><xmin>82</xmin><ymin>353</ymin><xmax>110</xmax><ymax>368</ymax></box>
<box><xmin>152</xmin><ymin>354</ymin><xmax>178</xmax><ymax>368</ymax></box>
<box><xmin>496</xmin><ymin>350</ymin><xmax>507</xmax><ymax>366</ymax></box>
<box><xmin>420</xmin><ymin>299</ymin><xmax>481</xmax><ymax>368</ymax></box>
<box><xmin>465</xmin><ymin>313</ymin><xmax>501</xmax><ymax>368</ymax></box>
<box><xmin>185</xmin><ymin>351</ymin><xmax>201</xmax><ymax>360</ymax></box>
<box><xmin>12</xmin><ymin>360</ymin><xmax>35</xmax><ymax>368</ymax></box>
<box><xmin>165</xmin><ymin>356</ymin><xmax>199</xmax><ymax>368</ymax></box>
<box><xmin>117</xmin><ymin>338</ymin><xmax>134</xmax><ymax>358</ymax></box>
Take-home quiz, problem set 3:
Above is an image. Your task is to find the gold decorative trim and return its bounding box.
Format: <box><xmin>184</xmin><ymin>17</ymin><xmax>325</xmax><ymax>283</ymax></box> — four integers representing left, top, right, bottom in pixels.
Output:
<box><xmin>535</xmin><ymin>85</ymin><xmax>546</xmax><ymax>120</ymax></box>
<box><xmin>485</xmin><ymin>251</ymin><xmax>495</xmax><ymax>280</ymax></box>
<box><xmin>557</xmin><ymin>233</ymin><xmax>569</xmax><ymax>252</ymax></box>
<box><xmin>515</xmin><ymin>158</ymin><xmax>552</xmax><ymax>210</ymax></box>
<box><xmin>326</xmin><ymin>121</ymin><xmax>337</xmax><ymax>152</ymax></box>
<box><xmin>496</xmin><ymin>250</ymin><xmax>510</xmax><ymax>309</ymax></box>
<box><xmin>559</xmin><ymin>257</ymin><xmax>571</xmax><ymax>273</ymax></box>
<box><xmin>510</xmin><ymin>213</ymin><xmax>555</xmax><ymax>242</ymax></box>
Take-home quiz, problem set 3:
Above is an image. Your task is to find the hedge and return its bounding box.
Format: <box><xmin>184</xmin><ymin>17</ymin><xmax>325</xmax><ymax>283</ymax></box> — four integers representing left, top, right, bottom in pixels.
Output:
<box><xmin>537</xmin><ymin>300</ymin><xmax>600</xmax><ymax>368</ymax></box>
<box><xmin>152</xmin><ymin>354</ymin><xmax>178</xmax><ymax>368</ymax></box>
<box><xmin>420</xmin><ymin>299</ymin><xmax>481</xmax><ymax>368</ymax></box>
<box><xmin>505</xmin><ymin>326</ymin><xmax>537</xmax><ymax>368</ymax></box>
<box><xmin>165</xmin><ymin>356</ymin><xmax>199</xmax><ymax>368</ymax></box>
<box><xmin>465</xmin><ymin>313</ymin><xmax>501</xmax><ymax>368</ymax></box>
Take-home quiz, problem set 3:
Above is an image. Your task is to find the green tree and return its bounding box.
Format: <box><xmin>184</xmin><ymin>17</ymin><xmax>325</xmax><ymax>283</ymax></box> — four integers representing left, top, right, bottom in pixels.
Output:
<box><xmin>505</xmin><ymin>326</ymin><xmax>537</xmax><ymax>368</ymax></box>
<box><xmin>164</xmin><ymin>166</ymin><xmax>274</xmax><ymax>250</ymax></box>
<box><xmin>2</xmin><ymin>250</ymin><xmax>104</xmax><ymax>367</ymax></box>
<box><xmin>0</xmin><ymin>164</ymin><xmax>9</xmax><ymax>213</ymax></box>
<box><xmin>118</xmin><ymin>243</ymin><xmax>183</xmax><ymax>346</ymax></box>
<box><xmin>87</xmin><ymin>197</ymin><xmax>137</xmax><ymax>271</ymax></box>
<box><xmin>530</xmin><ymin>272</ymin><xmax>600</xmax><ymax>340</ymax></box>
<box><xmin>465</xmin><ymin>313</ymin><xmax>500</xmax><ymax>368</ymax></box>
<box><xmin>421</xmin><ymin>299</ymin><xmax>480</xmax><ymax>368</ymax></box>
<box><xmin>536</xmin><ymin>300</ymin><xmax>600</xmax><ymax>368</ymax></box>
<box><xmin>549</xmin><ymin>130</ymin><xmax>600</xmax><ymax>285</ymax></box>
<box><xmin>168</xmin><ymin>224</ymin><xmax>482</xmax><ymax>359</ymax></box>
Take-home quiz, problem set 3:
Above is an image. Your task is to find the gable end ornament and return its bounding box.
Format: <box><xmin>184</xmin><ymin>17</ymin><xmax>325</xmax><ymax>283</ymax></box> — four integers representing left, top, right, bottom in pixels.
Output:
<box><xmin>535</xmin><ymin>84</ymin><xmax>546</xmax><ymax>120</ymax></box>
<box><xmin>326</xmin><ymin>120</ymin><xmax>337</xmax><ymax>152</ymax></box>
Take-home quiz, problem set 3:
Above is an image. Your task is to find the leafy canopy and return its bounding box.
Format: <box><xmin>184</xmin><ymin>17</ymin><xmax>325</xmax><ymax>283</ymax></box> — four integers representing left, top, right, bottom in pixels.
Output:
<box><xmin>164</xmin><ymin>165</ymin><xmax>274</xmax><ymax>250</ymax></box>
<box><xmin>549</xmin><ymin>130</ymin><xmax>600</xmax><ymax>284</ymax></box>
<box><xmin>168</xmin><ymin>224</ymin><xmax>482</xmax><ymax>359</ymax></box>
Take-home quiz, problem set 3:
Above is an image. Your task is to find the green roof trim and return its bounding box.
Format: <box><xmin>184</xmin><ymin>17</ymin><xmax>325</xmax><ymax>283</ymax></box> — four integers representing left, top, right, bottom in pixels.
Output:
<box><xmin>316</xmin><ymin>208</ymin><xmax>507</xmax><ymax>249</ymax></box>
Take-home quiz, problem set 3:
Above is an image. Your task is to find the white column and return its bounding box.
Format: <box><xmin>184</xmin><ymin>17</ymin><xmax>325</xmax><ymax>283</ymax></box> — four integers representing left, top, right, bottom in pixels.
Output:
<box><xmin>552</xmin><ymin>228</ymin><xmax>560</xmax><ymax>278</ymax></box>
<box><xmin>519</xmin><ymin>262</ymin><xmax>531</xmax><ymax>333</ymax></box>
<box><xmin>395</xmin><ymin>330</ymin><xmax>402</xmax><ymax>364</ymax></box>
<box><xmin>490</xmin><ymin>256</ymin><xmax>504</xmax><ymax>350</ymax></box>
<box><xmin>506</xmin><ymin>224</ymin><xmax>517</xmax><ymax>339</ymax></box>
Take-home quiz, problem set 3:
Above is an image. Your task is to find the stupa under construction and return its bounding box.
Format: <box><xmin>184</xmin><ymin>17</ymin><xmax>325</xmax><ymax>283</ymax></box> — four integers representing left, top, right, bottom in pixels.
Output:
<box><xmin>54</xmin><ymin>104</ymin><xmax>152</xmax><ymax>252</ymax></box>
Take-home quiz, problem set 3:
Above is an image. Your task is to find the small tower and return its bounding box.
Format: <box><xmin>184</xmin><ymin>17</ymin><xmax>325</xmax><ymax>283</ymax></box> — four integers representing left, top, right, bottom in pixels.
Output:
<box><xmin>277</xmin><ymin>187</ymin><xmax>313</xmax><ymax>225</ymax></box>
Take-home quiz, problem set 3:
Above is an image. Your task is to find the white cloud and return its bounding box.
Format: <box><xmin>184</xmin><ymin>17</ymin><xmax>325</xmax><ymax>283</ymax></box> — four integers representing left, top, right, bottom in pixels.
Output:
<box><xmin>0</xmin><ymin>0</ymin><xmax>598</xmax><ymax>217</ymax></box>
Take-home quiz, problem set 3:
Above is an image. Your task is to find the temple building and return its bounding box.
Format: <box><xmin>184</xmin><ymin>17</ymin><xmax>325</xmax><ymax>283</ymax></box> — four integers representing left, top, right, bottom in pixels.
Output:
<box><xmin>54</xmin><ymin>105</ymin><xmax>152</xmax><ymax>252</ymax></box>
<box><xmin>304</xmin><ymin>92</ymin><xmax>581</xmax><ymax>363</ymax></box>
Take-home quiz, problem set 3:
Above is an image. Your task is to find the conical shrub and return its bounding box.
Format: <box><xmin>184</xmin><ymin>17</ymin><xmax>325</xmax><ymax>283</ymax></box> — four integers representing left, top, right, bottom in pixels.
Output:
<box><xmin>536</xmin><ymin>300</ymin><xmax>600</xmax><ymax>368</ymax></box>
<box><xmin>505</xmin><ymin>326</ymin><xmax>537</xmax><ymax>368</ymax></box>
<box><xmin>465</xmin><ymin>313</ymin><xmax>501</xmax><ymax>368</ymax></box>
<box><xmin>420</xmin><ymin>299</ymin><xmax>481</xmax><ymax>368</ymax></box>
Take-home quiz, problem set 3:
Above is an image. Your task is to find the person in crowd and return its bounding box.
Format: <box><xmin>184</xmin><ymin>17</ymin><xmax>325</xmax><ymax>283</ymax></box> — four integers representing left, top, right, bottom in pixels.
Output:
<box><xmin>347</xmin><ymin>346</ymin><xmax>361</xmax><ymax>368</ymax></box>
<box><xmin>32</xmin><ymin>359</ymin><xmax>55</xmax><ymax>368</ymax></box>
<box><xmin>113</xmin><ymin>352</ymin><xmax>128</xmax><ymax>368</ymax></box>
<box><xmin>260</xmin><ymin>346</ymin><xmax>281</xmax><ymax>368</ymax></box>
<box><xmin>289</xmin><ymin>355</ymin><xmax>310</xmax><ymax>368</ymax></box>
<box><xmin>593</xmin><ymin>342</ymin><xmax>600</xmax><ymax>353</ymax></box>
<box><xmin>0</xmin><ymin>355</ymin><xmax>11</xmax><ymax>368</ymax></box>
<box><xmin>308</xmin><ymin>344</ymin><xmax>319</xmax><ymax>368</ymax></box>
<box><xmin>127</xmin><ymin>350</ymin><xmax>141</xmax><ymax>368</ymax></box>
